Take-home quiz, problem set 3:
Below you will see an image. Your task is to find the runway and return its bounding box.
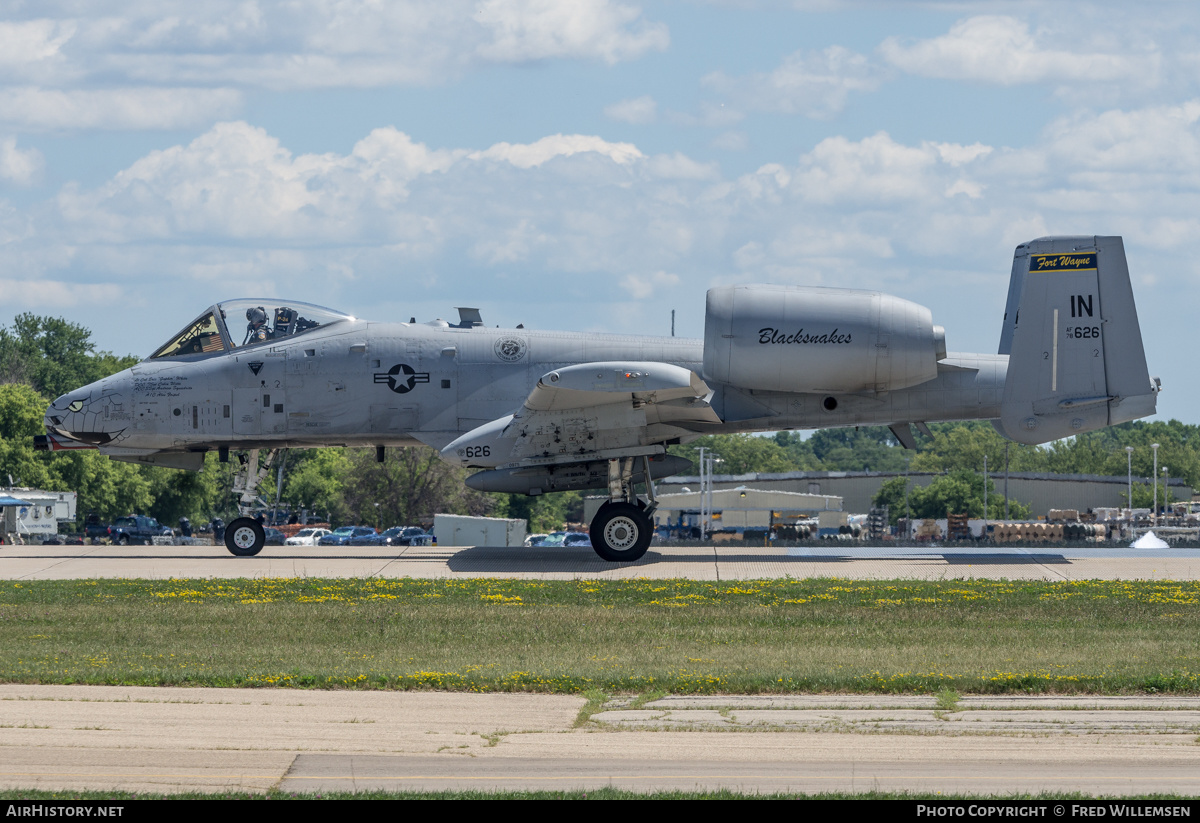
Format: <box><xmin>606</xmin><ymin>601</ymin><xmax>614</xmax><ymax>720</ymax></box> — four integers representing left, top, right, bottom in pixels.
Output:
<box><xmin>3</xmin><ymin>540</ymin><xmax>1200</xmax><ymax>581</ymax></box>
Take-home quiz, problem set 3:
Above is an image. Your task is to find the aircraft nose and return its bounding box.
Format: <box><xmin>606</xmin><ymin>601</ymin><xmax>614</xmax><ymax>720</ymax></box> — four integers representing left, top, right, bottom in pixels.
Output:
<box><xmin>43</xmin><ymin>383</ymin><xmax>127</xmax><ymax>446</ymax></box>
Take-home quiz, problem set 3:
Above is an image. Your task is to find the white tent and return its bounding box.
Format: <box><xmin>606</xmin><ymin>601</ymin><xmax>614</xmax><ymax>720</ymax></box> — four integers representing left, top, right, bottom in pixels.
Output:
<box><xmin>1130</xmin><ymin>530</ymin><xmax>1170</xmax><ymax>549</ymax></box>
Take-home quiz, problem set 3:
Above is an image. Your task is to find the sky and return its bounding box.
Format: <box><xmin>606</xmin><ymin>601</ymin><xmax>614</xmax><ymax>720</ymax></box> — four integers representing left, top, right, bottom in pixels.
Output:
<box><xmin>0</xmin><ymin>0</ymin><xmax>1195</xmax><ymax>423</ymax></box>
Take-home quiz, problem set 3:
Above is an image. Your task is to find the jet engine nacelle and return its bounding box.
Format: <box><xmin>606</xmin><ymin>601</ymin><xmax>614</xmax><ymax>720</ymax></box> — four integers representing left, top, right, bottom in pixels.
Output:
<box><xmin>702</xmin><ymin>285</ymin><xmax>946</xmax><ymax>394</ymax></box>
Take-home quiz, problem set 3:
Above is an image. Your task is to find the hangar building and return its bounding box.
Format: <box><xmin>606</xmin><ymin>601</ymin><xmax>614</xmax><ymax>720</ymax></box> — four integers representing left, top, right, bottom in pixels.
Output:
<box><xmin>655</xmin><ymin>471</ymin><xmax>1192</xmax><ymax>517</ymax></box>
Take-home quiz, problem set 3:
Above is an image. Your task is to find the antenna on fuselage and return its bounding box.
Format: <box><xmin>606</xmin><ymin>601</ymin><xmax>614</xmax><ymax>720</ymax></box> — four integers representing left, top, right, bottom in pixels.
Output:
<box><xmin>453</xmin><ymin>308</ymin><xmax>483</xmax><ymax>329</ymax></box>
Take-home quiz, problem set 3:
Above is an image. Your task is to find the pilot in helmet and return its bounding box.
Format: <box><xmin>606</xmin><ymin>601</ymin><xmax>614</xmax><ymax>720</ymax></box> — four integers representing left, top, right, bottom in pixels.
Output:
<box><xmin>245</xmin><ymin>307</ymin><xmax>269</xmax><ymax>344</ymax></box>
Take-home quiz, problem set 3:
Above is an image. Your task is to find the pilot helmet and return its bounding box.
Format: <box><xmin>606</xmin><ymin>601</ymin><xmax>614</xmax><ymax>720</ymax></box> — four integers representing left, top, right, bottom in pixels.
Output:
<box><xmin>246</xmin><ymin>307</ymin><xmax>267</xmax><ymax>326</ymax></box>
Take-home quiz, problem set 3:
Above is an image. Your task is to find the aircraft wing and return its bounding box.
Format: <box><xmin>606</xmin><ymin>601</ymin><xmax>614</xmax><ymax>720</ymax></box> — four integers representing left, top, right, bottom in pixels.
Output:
<box><xmin>443</xmin><ymin>361</ymin><xmax>721</xmax><ymax>469</ymax></box>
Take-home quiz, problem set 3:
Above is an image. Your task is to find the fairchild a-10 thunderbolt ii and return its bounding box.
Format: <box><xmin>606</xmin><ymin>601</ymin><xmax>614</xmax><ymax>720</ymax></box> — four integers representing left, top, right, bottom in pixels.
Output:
<box><xmin>38</xmin><ymin>235</ymin><xmax>1159</xmax><ymax>561</ymax></box>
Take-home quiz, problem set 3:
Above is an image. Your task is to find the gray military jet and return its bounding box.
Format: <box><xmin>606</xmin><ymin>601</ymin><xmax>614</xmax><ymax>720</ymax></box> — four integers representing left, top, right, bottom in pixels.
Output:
<box><xmin>38</xmin><ymin>235</ymin><xmax>1159</xmax><ymax>561</ymax></box>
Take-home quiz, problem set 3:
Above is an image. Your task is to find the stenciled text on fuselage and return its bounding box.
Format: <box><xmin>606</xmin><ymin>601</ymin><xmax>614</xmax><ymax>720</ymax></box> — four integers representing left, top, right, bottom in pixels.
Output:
<box><xmin>758</xmin><ymin>327</ymin><xmax>853</xmax><ymax>345</ymax></box>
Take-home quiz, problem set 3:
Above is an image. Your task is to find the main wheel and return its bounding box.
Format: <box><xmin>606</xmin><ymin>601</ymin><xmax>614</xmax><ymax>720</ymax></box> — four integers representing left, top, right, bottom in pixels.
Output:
<box><xmin>590</xmin><ymin>502</ymin><xmax>652</xmax><ymax>562</ymax></box>
<box><xmin>224</xmin><ymin>518</ymin><xmax>265</xmax><ymax>557</ymax></box>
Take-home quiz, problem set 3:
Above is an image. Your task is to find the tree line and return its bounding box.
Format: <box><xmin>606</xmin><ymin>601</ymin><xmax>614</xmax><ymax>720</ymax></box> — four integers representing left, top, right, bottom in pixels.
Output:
<box><xmin>1</xmin><ymin>313</ymin><xmax>1194</xmax><ymax>532</ymax></box>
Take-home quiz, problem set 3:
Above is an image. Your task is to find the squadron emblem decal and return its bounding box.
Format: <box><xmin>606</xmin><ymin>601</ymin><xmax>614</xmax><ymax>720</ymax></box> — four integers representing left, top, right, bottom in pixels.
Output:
<box><xmin>494</xmin><ymin>337</ymin><xmax>527</xmax><ymax>363</ymax></box>
<box><xmin>374</xmin><ymin>363</ymin><xmax>431</xmax><ymax>394</ymax></box>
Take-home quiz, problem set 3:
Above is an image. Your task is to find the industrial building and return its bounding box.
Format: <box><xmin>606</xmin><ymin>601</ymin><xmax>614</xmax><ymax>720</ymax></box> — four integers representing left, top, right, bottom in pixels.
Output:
<box><xmin>655</xmin><ymin>471</ymin><xmax>1193</xmax><ymax>518</ymax></box>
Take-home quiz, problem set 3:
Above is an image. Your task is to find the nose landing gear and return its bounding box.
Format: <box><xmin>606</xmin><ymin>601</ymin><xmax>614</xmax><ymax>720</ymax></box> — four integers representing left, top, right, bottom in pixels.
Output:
<box><xmin>221</xmin><ymin>447</ymin><xmax>280</xmax><ymax>557</ymax></box>
<box><xmin>225</xmin><ymin>518</ymin><xmax>266</xmax><ymax>557</ymax></box>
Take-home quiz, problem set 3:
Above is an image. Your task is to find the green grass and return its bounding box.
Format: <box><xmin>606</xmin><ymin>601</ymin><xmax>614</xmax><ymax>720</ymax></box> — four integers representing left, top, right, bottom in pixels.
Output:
<box><xmin>1</xmin><ymin>578</ymin><xmax>1198</xmax><ymax>694</ymax></box>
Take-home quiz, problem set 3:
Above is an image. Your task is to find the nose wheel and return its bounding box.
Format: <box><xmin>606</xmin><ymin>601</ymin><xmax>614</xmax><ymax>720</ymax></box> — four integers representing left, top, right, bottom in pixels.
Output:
<box><xmin>225</xmin><ymin>517</ymin><xmax>265</xmax><ymax>557</ymax></box>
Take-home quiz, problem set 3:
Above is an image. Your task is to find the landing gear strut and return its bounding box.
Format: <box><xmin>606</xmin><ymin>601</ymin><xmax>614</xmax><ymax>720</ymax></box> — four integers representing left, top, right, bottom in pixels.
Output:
<box><xmin>222</xmin><ymin>448</ymin><xmax>280</xmax><ymax>557</ymax></box>
<box><xmin>588</xmin><ymin>455</ymin><xmax>657</xmax><ymax>562</ymax></box>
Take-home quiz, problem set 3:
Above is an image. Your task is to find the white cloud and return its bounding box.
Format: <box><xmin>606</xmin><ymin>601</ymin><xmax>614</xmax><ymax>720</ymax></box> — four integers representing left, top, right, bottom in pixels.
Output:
<box><xmin>792</xmin><ymin>133</ymin><xmax>939</xmax><ymax>204</ymax></box>
<box><xmin>0</xmin><ymin>87</ymin><xmax>242</xmax><ymax>131</ymax></box>
<box><xmin>12</xmin><ymin>100</ymin><xmax>1200</xmax><ymax>372</ymax></box>
<box><xmin>0</xmin><ymin>1</ymin><xmax>668</xmax><ymax>96</ymax></box>
<box><xmin>0</xmin><ymin>277</ymin><xmax>122</xmax><ymax>309</ymax></box>
<box><xmin>703</xmin><ymin>46</ymin><xmax>882</xmax><ymax>119</ymax></box>
<box><xmin>930</xmin><ymin>142</ymin><xmax>993</xmax><ymax>167</ymax></box>
<box><xmin>880</xmin><ymin>15</ymin><xmax>1160</xmax><ymax>89</ymax></box>
<box><xmin>605</xmin><ymin>95</ymin><xmax>657</xmax><ymax>124</ymax></box>
<box><xmin>620</xmin><ymin>270</ymin><xmax>679</xmax><ymax>298</ymax></box>
<box><xmin>1039</xmin><ymin>101</ymin><xmax>1200</xmax><ymax>172</ymax></box>
<box><xmin>474</xmin><ymin>0</ymin><xmax>668</xmax><ymax>64</ymax></box>
<box><xmin>712</xmin><ymin>131</ymin><xmax>748</xmax><ymax>152</ymax></box>
<box><xmin>0</xmin><ymin>137</ymin><xmax>44</xmax><ymax>186</ymax></box>
<box><xmin>470</xmin><ymin>134</ymin><xmax>644</xmax><ymax>168</ymax></box>
<box><xmin>944</xmin><ymin>179</ymin><xmax>984</xmax><ymax>199</ymax></box>
<box><xmin>0</xmin><ymin>19</ymin><xmax>75</xmax><ymax>70</ymax></box>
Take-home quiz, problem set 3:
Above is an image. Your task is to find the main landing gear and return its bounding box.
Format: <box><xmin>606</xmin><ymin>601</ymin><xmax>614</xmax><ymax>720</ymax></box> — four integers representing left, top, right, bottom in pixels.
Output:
<box><xmin>222</xmin><ymin>448</ymin><xmax>279</xmax><ymax>557</ymax></box>
<box><xmin>588</xmin><ymin>456</ymin><xmax>657</xmax><ymax>563</ymax></box>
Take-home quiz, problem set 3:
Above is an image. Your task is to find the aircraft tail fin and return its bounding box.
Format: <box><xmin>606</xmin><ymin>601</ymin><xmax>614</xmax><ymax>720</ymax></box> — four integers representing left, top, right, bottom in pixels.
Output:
<box><xmin>994</xmin><ymin>235</ymin><xmax>1159</xmax><ymax>445</ymax></box>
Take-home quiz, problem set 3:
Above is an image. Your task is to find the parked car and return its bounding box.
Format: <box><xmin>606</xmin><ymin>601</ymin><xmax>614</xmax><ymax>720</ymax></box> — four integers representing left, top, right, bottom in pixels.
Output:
<box><xmin>285</xmin><ymin>527</ymin><xmax>332</xmax><ymax>546</ymax></box>
<box><xmin>108</xmin><ymin>515</ymin><xmax>173</xmax><ymax>545</ymax></box>
<box><xmin>538</xmin><ymin>531</ymin><xmax>590</xmax><ymax>548</ymax></box>
<box><xmin>362</xmin><ymin>526</ymin><xmax>432</xmax><ymax>547</ymax></box>
<box><xmin>263</xmin><ymin>527</ymin><xmax>287</xmax><ymax>546</ymax></box>
<box><xmin>319</xmin><ymin>526</ymin><xmax>377</xmax><ymax>546</ymax></box>
<box><xmin>83</xmin><ymin>513</ymin><xmax>109</xmax><ymax>543</ymax></box>
<box><xmin>525</xmin><ymin>533</ymin><xmax>549</xmax><ymax>547</ymax></box>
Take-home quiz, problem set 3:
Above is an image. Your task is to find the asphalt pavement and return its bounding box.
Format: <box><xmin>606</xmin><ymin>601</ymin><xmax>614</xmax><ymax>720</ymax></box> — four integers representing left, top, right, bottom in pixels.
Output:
<box><xmin>4</xmin><ymin>540</ymin><xmax>1200</xmax><ymax>580</ymax></box>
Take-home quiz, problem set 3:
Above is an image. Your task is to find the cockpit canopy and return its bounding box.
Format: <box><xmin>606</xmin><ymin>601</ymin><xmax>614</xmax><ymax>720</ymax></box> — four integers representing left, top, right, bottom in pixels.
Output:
<box><xmin>149</xmin><ymin>299</ymin><xmax>354</xmax><ymax>360</ymax></box>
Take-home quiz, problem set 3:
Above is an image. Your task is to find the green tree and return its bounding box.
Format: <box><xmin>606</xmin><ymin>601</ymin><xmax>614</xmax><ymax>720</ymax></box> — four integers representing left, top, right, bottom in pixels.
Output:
<box><xmin>142</xmin><ymin>454</ymin><xmax>225</xmax><ymax>527</ymax></box>
<box><xmin>496</xmin><ymin>491</ymin><xmax>584</xmax><ymax>533</ymax></box>
<box><xmin>910</xmin><ymin>421</ymin><xmax>1047</xmax><ymax>474</ymax></box>
<box><xmin>1122</xmin><ymin>483</ymin><xmax>1175</xmax><ymax>512</ymax></box>
<box><xmin>340</xmin><ymin>447</ymin><xmax>493</xmax><ymax>528</ymax></box>
<box><xmin>281</xmin><ymin>449</ymin><xmax>353</xmax><ymax>524</ymax></box>
<box><xmin>0</xmin><ymin>382</ymin><xmax>57</xmax><ymax>491</ymax></box>
<box><xmin>770</xmin><ymin>432</ymin><xmax>821</xmax><ymax>470</ymax></box>
<box><xmin>874</xmin><ymin>470</ymin><xmax>1030</xmax><ymax>523</ymax></box>
<box><xmin>807</xmin><ymin>426</ymin><xmax>909</xmax><ymax>471</ymax></box>
<box><xmin>917</xmin><ymin>470</ymin><xmax>1030</xmax><ymax>520</ymax></box>
<box><xmin>0</xmin><ymin>314</ymin><xmax>137</xmax><ymax>399</ymax></box>
<box><xmin>669</xmin><ymin>433</ymin><xmax>801</xmax><ymax>475</ymax></box>
<box><xmin>49</xmin><ymin>451</ymin><xmax>153</xmax><ymax>522</ymax></box>
<box><xmin>871</xmin><ymin>476</ymin><xmax>911</xmax><ymax>526</ymax></box>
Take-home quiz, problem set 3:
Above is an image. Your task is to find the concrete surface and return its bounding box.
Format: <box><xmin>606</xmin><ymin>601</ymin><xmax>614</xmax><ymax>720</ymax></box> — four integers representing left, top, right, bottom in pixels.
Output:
<box><xmin>3</xmin><ymin>686</ymin><xmax>1200</xmax><ymax>795</ymax></box>
<box><xmin>4</xmin><ymin>542</ymin><xmax>1200</xmax><ymax>581</ymax></box>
